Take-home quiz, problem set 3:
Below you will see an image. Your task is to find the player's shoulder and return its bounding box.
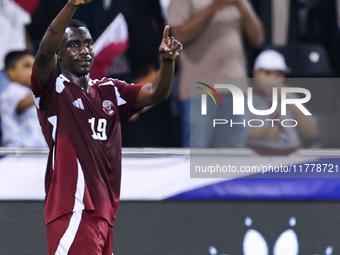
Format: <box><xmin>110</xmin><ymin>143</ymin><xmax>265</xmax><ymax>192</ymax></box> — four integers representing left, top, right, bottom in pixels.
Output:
<box><xmin>89</xmin><ymin>77</ymin><xmax>134</xmax><ymax>88</ymax></box>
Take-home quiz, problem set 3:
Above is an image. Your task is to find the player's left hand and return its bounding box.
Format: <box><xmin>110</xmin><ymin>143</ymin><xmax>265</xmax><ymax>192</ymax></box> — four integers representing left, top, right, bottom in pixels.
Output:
<box><xmin>159</xmin><ymin>25</ymin><xmax>183</xmax><ymax>60</ymax></box>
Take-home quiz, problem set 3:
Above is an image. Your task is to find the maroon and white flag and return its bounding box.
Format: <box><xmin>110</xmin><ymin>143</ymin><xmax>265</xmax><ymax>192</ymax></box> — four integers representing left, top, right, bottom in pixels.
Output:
<box><xmin>91</xmin><ymin>13</ymin><xmax>129</xmax><ymax>79</ymax></box>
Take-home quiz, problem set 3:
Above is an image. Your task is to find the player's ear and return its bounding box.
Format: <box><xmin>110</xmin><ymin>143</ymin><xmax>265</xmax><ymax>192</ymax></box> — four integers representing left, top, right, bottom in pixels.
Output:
<box><xmin>56</xmin><ymin>50</ymin><xmax>62</xmax><ymax>63</ymax></box>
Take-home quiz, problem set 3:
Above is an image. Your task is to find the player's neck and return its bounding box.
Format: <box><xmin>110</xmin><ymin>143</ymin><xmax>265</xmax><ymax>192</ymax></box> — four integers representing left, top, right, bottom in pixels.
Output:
<box><xmin>62</xmin><ymin>69</ymin><xmax>90</xmax><ymax>92</ymax></box>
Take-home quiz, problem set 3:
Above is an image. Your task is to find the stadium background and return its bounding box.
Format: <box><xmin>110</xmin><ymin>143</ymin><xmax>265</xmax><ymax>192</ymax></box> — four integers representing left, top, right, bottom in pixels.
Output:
<box><xmin>1</xmin><ymin>149</ymin><xmax>340</xmax><ymax>254</ymax></box>
<box><xmin>2</xmin><ymin>0</ymin><xmax>340</xmax><ymax>254</ymax></box>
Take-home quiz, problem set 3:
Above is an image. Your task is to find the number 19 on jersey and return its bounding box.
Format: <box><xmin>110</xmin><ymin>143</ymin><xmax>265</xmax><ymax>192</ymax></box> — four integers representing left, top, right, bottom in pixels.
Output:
<box><xmin>88</xmin><ymin>117</ymin><xmax>107</xmax><ymax>140</ymax></box>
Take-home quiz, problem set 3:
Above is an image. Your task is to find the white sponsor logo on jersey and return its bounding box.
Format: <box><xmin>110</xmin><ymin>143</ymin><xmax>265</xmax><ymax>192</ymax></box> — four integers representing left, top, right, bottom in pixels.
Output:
<box><xmin>73</xmin><ymin>98</ymin><xmax>85</xmax><ymax>110</ymax></box>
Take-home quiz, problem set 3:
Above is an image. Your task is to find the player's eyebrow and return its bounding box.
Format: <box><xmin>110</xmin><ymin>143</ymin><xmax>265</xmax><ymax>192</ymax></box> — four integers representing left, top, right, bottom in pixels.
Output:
<box><xmin>67</xmin><ymin>39</ymin><xmax>80</xmax><ymax>44</ymax></box>
<box><xmin>85</xmin><ymin>38</ymin><xmax>93</xmax><ymax>43</ymax></box>
<box><xmin>67</xmin><ymin>38</ymin><xmax>93</xmax><ymax>44</ymax></box>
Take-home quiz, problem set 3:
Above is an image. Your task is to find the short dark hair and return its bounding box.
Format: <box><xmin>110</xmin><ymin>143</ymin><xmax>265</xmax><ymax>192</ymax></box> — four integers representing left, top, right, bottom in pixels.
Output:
<box><xmin>4</xmin><ymin>50</ymin><xmax>34</xmax><ymax>71</ymax></box>
<box><xmin>67</xmin><ymin>19</ymin><xmax>87</xmax><ymax>28</ymax></box>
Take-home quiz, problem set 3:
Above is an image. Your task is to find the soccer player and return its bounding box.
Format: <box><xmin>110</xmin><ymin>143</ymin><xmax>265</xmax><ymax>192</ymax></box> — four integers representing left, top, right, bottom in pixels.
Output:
<box><xmin>30</xmin><ymin>0</ymin><xmax>182</xmax><ymax>254</ymax></box>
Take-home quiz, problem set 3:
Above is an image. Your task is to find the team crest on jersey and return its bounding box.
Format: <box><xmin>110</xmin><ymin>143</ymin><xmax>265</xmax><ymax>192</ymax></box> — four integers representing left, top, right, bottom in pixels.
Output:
<box><xmin>102</xmin><ymin>100</ymin><xmax>115</xmax><ymax>115</ymax></box>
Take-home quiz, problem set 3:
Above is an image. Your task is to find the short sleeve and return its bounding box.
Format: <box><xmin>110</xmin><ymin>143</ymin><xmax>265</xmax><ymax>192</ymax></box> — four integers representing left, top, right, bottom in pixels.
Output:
<box><xmin>111</xmin><ymin>79</ymin><xmax>144</xmax><ymax>121</ymax></box>
<box><xmin>31</xmin><ymin>67</ymin><xmax>58</xmax><ymax>97</ymax></box>
<box><xmin>166</xmin><ymin>0</ymin><xmax>192</xmax><ymax>27</ymax></box>
<box><xmin>31</xmin><ymin>67</ymin><xmax>58</xmax><ymax>110</ymax></box>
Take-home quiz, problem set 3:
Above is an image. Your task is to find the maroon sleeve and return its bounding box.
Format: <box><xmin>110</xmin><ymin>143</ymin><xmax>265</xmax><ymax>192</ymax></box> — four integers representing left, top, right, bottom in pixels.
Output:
<box><xmin>111</xmin><ymin>79</ymin><xmax>144</xmax><ymax>121</ymax></box>
<box><xmin>31</xmin><ymin>67</ymin><xmax>58</xmax><ymax>110</ymax></box>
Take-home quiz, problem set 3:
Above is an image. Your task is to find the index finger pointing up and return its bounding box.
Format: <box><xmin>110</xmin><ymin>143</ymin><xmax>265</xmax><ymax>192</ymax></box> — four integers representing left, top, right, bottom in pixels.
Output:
<box><xmin>163</xmin><ymin>25</ymin><xmax>170</xmax><ymax>39</ymax></box>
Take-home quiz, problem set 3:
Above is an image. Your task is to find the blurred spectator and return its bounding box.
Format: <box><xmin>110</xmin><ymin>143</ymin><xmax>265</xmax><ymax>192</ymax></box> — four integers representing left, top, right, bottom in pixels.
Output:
<box><xmin>247</xmin><ymin>50</ymin><xmax>317</xmax><ymax>155</ymax></box>
<box><xmin>0</xmin><ymin>51</ymin><xmax>46</xmax><ymax>148</ymax></box>
<box><xmin>0</xmin><ymin>0</ymin><xmax>33</xmax><ymax>109</ymax></box>
<box><xmin>0</xmin><ymin>0</ymin><xmax>32</xmax><ymax>69</ymax></box>
<box><xmin>167</xmin><ymin>0</ymin><xmax>264</xmax><ymax>148</ymax></box>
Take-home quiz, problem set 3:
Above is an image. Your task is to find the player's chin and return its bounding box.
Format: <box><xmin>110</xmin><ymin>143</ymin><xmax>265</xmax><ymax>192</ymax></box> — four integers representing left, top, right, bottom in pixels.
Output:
<box><xmin>74</xmin><ymin>66</ymin><xmax>92</xmax><ymax>76</ymax></box>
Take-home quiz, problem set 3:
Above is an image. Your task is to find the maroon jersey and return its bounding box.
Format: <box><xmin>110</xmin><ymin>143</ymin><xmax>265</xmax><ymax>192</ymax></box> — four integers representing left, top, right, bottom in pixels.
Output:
<box><xmin>31</xmin><ymin>68</ymin><xmax>143</xmax><ymax>226</ymax></box>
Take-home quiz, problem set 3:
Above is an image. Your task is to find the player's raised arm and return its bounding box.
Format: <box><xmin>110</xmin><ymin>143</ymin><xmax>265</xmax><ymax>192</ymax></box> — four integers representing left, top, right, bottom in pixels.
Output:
<box><xmin>34</xmin><ymin>0</ymin><xmax>92</xmax><ymax>89</ymax></box>
<box><xmin>134</xmin><ymin>26</ymin><xmax>182</xmax><ymax>109</ymax></box>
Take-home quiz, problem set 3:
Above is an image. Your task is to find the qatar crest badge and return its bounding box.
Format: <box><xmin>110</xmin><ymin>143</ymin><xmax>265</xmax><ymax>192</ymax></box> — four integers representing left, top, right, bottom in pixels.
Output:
<box><xmin>102</xmin><ymin>100</ymin><xmax>115</xmax><ymax>116</ymax></box>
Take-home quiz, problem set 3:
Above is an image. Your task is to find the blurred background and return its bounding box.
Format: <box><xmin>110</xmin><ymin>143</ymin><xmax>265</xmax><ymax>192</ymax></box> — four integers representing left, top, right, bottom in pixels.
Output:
<box><xmin>2</xmin><ymin>0</ymin><xmax>340</xmax><ymax>149</ymax></box>
<box><xmin>1</xmin><ymin>0</ymin><xmax>340</xmax><ymax>254</ymax></box>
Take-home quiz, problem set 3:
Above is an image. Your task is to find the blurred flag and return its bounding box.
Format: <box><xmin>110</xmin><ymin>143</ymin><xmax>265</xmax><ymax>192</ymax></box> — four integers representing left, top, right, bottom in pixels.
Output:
<box><xmin>91</xmin><ymin>13</ymin><xmax>129</xmax><ymax>79</ymax></box>
<box><xmin>13</xmin><ymin>0</ymin><xmax>40</xmax><ymax>15</ymax></box>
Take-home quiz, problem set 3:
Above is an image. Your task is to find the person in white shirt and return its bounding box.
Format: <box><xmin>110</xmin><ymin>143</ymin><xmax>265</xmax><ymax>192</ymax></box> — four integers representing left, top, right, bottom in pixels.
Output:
<box><xmin>0</xmin><ymin>50</ymin><xmax>46</xmax><ymax>148</ymax></box>
<box><xmin>0</xmin><ymin>0</ymin><xmax>32</xmax><ymax>70</ymax></box>
<box><xmin>247</xmin><ymin>50</ymin><xmax>317</xmax><ymax>155</ymax></box>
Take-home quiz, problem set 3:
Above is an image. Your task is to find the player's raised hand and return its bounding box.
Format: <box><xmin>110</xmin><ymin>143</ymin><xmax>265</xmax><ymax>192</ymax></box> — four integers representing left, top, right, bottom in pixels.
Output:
<box><xmin>69</xmin><ymin>0</ymin><xmax>93</xmax><ymax>6</ymax></box>
<box><xmin>159</xmin><ymin>25</ymin><xmax>183</xmax><ymax>60</ymax></box>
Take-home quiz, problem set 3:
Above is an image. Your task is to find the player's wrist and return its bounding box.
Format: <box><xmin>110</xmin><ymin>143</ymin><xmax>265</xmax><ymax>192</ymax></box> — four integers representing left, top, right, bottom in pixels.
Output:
<box><xmin>162</xmin><ymin>57</ymin><xmax>175</xmax><ymax>63</ymax></box>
